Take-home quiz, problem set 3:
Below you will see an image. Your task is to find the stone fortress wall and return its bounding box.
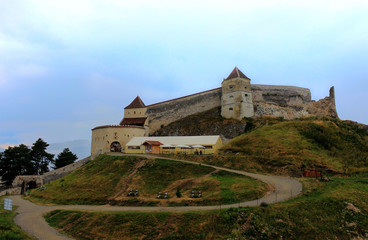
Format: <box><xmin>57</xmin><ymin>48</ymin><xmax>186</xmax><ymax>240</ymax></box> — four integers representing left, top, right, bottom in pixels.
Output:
<box><xmin>90</xmin><ymin>67</ymin><xmax>338</xmax><ymax>159</ymax></box>
<box><xmin>1</xmin><ymin>157</ymin><xmax>91</xmax><ymax>196</ymax></box>
<box><xmin>146</xmin><ymin>83</ymin><xmax>336</xmax><ymax>134</ymax></box>
<box><xmin>146</xmin><ymin>88</ymin><xmax>222</xmax><ymax>134</ymax></box>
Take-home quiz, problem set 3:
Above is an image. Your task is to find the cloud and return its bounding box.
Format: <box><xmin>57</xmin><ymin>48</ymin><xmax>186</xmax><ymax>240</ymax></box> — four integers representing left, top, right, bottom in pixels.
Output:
<box><xmin>0</xmin><ymin>144</ymin><xmax>17</xmax><ymax>150</ymax></box>
<box><xmin>0</xmin><ymin>0</ymin><xmax>367</xmax><ymax>150</ymax></box>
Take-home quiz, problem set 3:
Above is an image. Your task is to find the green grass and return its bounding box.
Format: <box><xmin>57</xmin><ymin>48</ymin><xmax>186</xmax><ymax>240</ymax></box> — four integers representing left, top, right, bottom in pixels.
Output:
<box><xmin>28</xmin><ymin>155</ymin><xmax>267</xmax><ymax>206</ymax></box>
<box><xmin>29</xmin><ymin>155</ymin><xmax>141</xmax><ymax>205</ymax></box>
<box><xmin>160</xmin><ymin>117</ymin><xmax>368</xmax><ymax>176</ymax></box>
<box><xmin>0</xmin><ymin>197</ymin><xmax>35</xmax><ymax>240</ymax></box>
<box><xmin>206</xmin><ymin>171</ymin><xmax>266</xmax><ymax>204</ymax></box>
<box><xmin>184</xmin><ymin>118</ymin><xmax>368</xmax><ymax>176</ymax></box>
<box><xmin>137</xmin><ymin>158</ymin><xmax>213</xmax><ymax>194</ymax></box>
<box><xmin>44</xmin><ymin>175</ymin><xmax>368</xmax><ymax>239</ymax></box>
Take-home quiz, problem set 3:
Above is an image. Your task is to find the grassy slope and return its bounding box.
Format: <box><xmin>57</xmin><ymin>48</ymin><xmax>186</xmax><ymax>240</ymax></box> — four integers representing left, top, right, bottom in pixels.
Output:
<box><xmin>222</xmin><ymin>118</ymin><xmax>368</xmax><ymax>175</ymax></box>
<box><xmin>0</xmin><ymin>197</ymin><xmax>35</xmax><ymax>240</ymax></box>
<box><xmin>44</xmin><ymin>175</ymin><xmax>368</xmax><ymax>239</ymax></box>
<box><xmin>41</xmin><ymin>116</ymin><xmax>368</xmax><ymax>238</ymax></box>
<box><xmin>168</xmin><ymin>117</ymin><xmax>368</xmax><ymax>176</ymax></box>
<box><xmin>28</xmin><ymin>155</ymin><xmax>267</xmax><ymax>206</ymax></box>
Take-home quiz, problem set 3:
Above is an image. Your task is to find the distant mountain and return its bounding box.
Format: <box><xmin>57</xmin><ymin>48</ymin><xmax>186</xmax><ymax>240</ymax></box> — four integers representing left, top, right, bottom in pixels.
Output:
<box><xmin>48</xmin><ymin>139</ymin><xmax>90</xmax><ymax>160</ymax></box>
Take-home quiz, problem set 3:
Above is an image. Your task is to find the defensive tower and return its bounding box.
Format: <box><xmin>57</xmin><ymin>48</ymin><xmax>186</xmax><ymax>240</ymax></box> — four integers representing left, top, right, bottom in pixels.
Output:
<box><xmin>221</xmin><ymin>67</ymin><xmax>254</xmax><ymax>120</ymax></box>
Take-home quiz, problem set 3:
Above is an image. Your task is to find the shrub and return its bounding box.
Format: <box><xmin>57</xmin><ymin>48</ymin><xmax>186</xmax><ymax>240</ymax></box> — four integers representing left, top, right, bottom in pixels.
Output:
<box><xmin>176</xmin><ymin>188</ymin><xmax>182</xmax><ymax>198</ymax></box>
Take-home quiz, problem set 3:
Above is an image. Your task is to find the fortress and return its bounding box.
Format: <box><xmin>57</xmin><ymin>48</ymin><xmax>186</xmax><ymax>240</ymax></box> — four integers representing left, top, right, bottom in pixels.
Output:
<box><xmin>91</xmin><ymin>67</ymin><xmax>337</xmax><ymax>159</ymax></box>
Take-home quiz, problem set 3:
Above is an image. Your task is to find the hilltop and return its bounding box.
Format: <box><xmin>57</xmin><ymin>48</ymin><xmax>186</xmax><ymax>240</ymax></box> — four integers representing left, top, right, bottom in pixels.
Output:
<box><xmin>154</xmin><ymin>108</ymin><xmax>368</xmax><ymax>175</ymax></box>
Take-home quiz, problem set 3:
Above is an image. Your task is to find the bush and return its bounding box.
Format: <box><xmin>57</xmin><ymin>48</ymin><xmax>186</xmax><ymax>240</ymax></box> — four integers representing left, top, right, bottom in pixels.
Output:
<box><xmin>176</xmin><ymin>188</ymin><xmax>182</xmax><ymax>198</ymax></box>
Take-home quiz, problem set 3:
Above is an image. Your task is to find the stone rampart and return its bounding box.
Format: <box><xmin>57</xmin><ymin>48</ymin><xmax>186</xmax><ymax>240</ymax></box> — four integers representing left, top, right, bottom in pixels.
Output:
<box><xmin>145</xmin><ymin>84</ymin><xmax>337</xmax><ymax>132</ymax></box>
<box><xmin>9</xmin><ymin>156</ymin><xmax>91</xmax><ymax>195</ymax></box>
<box><xmin>252</xmin><ymin>84</ymin><xmax>312</xmax><ymax>107</ymax></box>
<box><xmin>42</xmin><ymin>156</ymin><xmax>91</xmax><ymax>183</ymax></box>
<box><xmin>0</xmin><ymin>187</ymin><xmax>21</xmax><ymax>196</ymax></box>
<box><xmin>147</xmin><ymin>88</ymin><xmax>222</xmax><ymax>134</ymax></box>
<box><xmin>307</xmin><ymin>87</ymin><xmax>338</xmax><ymax>118</ymax></box>
<box><xmin>12</xmin><ymin>175</ymin><xmax>43</xmax><ymax>187</ymax></box>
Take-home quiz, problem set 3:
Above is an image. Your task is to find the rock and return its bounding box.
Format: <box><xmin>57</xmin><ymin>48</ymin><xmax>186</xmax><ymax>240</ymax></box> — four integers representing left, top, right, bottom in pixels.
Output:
<box><xmin>346</xmin><ymin>203</ymin><xmax>361</xmax><ymax>213</ymax></box>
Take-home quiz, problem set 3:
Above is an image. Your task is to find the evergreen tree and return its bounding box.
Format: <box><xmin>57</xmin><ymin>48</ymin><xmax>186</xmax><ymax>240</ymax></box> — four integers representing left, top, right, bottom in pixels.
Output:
<box><xmin>30</xmin><ymin>138</ymin><xmax>54</xmax><ymax>175</ymax></box>
<box><xmin>54</xmin><ymin>148</ymin><xmax>78</xmax><ymax>169</ymax></box>
<box><xmin>0</xmin><ymin>144</ymin><xmax>33</xmax><ymax>186</ymax></box>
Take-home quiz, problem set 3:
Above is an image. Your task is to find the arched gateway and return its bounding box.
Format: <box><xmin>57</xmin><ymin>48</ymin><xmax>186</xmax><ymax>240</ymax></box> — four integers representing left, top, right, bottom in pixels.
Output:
<box><xmin>110</xmin><ymin>141</ymin><xmax>122</xmax><ymax>152</ymax></box>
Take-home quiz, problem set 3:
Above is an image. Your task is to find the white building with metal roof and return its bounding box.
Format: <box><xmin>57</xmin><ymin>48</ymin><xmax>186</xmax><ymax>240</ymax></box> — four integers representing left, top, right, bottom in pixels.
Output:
<box><xmin>125</xmin><ymin>135</ymin><xmax>223</xmax><ymax>155</ymax></box>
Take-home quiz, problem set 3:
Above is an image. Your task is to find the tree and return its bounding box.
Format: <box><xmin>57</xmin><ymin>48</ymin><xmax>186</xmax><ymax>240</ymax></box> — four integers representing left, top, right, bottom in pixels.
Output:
<box><xmin>30</xmin><ymin>138</ymin><xmax>54</xmax><ymax>175</ymax></box>
<box><xmin>53</xmin><ymin>148</ymin><xmax>78</xmax><ymax>169</ymax></box>
<box><xmin>0</xmin><ymin>144</ymin><xmax>33</xmax><ymax>186</ymax></box>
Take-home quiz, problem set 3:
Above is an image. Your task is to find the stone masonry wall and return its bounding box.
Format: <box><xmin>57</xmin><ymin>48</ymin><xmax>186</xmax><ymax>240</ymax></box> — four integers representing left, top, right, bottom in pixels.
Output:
<box><xmin>251</xmin><ymin>84</ymin><xmax>312</xmax><ymax>119</ymax></box>
<box><xmin>145</xmin><ymin>84</ymin><xmax>336</xmax><ymax>134</ymax></box>
<box><xmin>252</xmin><ymin>84</ymin><xmax>312</xmax><ymax>107</ymax></box>
<box><xmin>9</xmin><ymin>156</ymin><xmax>91</xmax><ymax>196</ymax></box>
<box><xmin>307</xmin><ymin>86</ymin><xmax>338</xmax><ymax>118</ymax></box>
<box><xmin>42</xmin><ymin>156</ymin><xmax>91</xmax><ymax>183</ymax></box>
<box><xmin>147</xmin><ymin>88</ymin><xmax>222</xmax><ymax>134</ymax></box>
<box><xmin>0</xmin><ymin>187</ymin><xmax>21</xmax><ymax>196</ymax></box>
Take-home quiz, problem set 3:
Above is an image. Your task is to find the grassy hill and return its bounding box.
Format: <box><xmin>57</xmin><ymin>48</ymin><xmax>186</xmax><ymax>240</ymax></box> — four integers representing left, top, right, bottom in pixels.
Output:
<box><xmin>44</xmin><ymin>175</ymin><xmax>368</xmax><ymax>239</ymax></box>
<box><xmin>164</xmin><ymin>116</ymin><xmax>368</xmax><ymax>176</ymax></box>
<box><xmin>28</xmin><ymin>155</ymin><xmax>267</xmax><ymax>206</ymax></box>
<box><xmin>35</xmin><ymin>112</ymin><xmax>368</xmax><ymax>239</ymax></box>
<box><xmin>221</xmin><ymin>117</ymin><xmax>368</xmax><ymax>175</ymax></box>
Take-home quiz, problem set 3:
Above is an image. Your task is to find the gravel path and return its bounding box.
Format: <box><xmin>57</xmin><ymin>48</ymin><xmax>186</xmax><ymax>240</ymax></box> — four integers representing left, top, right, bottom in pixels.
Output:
<box><xmin>10</xmin><ymin>155</ymin><xmax>303</xmax><ymax>240</ymax></box>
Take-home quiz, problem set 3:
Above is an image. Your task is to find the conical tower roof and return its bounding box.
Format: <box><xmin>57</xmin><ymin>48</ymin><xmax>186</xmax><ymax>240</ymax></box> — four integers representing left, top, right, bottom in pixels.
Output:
<box><xmin>124</xmin><ymin>96</ymin><xmax>146</xmax><ymax>109</ymax></box>
<box><xmin>225</xmin><ymin>67</ymin><xmax>250</xmax><ymax>80</ymax></box>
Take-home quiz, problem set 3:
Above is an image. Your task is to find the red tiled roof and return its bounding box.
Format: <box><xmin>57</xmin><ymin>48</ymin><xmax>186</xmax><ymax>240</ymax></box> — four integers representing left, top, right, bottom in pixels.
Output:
<box><xmin>119</xmin><ymin>117</ymin><xmax>147</xmax><ymax>126</ymax></box>
<box><xmin>143</xmin><ymin>141</ymin><xmax>163</xmax><ymax>146</ymax></box>
<box><xmin>225</xmin><ymin>67</ymin><xmax>250</xmax><ymax>80</ymax></box>
<box><xmin>124</xmin><ymin>96</ymin><xmax>146</xmax><ymax>109</ymax></box>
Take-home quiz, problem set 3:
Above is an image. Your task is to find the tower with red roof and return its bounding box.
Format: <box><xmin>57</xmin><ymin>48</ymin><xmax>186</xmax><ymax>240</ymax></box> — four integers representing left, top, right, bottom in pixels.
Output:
<box><xmin>221</xmin><ymin>67</ymin><xmax>254</xmax><ymax>120</ymax></box>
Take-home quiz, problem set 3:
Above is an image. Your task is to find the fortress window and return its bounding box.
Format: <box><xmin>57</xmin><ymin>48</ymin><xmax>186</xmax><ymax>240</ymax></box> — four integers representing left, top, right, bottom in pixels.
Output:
<box><xmin>229</xmin><ymin>108</ymin><xmax>233</xmax><ymax>111</ymax></box>
<box><xmin>229</xmin><ymin>95</ymin><xmax>233</xmax><ymax>98</ymax></box>
<box><xmin>245</xmin><ymin>94</ymin><xmax>248</xmax><ymax>97</ymax></box>
<box><xmin>134</xmin><ymin>111</ymin><xmax>136</xmax><ymax>114</ymax></box>
<box><xmin>229</xmin><ymin>85</ymin><xmax>234</xmax><ymax>89</ymax></box>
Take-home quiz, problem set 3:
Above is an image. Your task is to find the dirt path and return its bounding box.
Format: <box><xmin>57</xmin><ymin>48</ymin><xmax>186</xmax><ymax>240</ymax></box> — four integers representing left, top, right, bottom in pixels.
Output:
<box><xmin>10</xmin><ymin>155</ymin><xmax>303</xmax><ymax>240</ymax></box>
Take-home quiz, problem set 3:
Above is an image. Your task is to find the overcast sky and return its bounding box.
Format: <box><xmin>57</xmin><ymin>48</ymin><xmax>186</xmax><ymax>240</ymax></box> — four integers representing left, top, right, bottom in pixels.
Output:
<box><xmin>1</xmin><ymin>0</ymin><xmax>367</xmax><ymax>149</ymax></box>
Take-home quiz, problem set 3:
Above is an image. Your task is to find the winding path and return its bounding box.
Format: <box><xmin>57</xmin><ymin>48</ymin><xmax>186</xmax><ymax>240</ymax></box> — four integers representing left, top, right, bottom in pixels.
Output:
<box><xmin>10</xmin><ymin>155</ymin><xmax>303</xmax><ymax>240</ymax></box>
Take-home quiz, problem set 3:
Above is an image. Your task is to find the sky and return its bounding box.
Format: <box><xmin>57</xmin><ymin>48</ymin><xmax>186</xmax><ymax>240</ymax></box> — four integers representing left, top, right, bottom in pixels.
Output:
<box><xmin>1</xmin><ymin>0</ymin><xmax>367</xmax><ymax>151</ymax></box>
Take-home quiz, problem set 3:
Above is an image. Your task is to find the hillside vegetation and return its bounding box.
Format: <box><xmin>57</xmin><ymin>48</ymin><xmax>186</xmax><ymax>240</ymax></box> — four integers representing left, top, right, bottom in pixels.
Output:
<box><xmin>159</xmin><ymin>112</ymin><xmax>368</xmax><ymax>175</ymax></box>
<box><xmin>221</xmin><ymin>117</ymin><xmax>368</xmax><ymax>175</ymax></box>
<box><xmin>45</xmin><ymin>175</ymin><xmax>368</xmax><ymax>239</ymax></box>
<box><xmin>28</xmin><ymin>155</ymin><xmax>267</xmax><ymax>206</ymax></box>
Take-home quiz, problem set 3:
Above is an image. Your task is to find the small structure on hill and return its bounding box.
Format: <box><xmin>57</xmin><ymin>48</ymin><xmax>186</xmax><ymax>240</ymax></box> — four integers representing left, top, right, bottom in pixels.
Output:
<box><xmin>303</xmin><ymin>169</ymin><xmax>322</xmax><ymax>178</ymax></box>
<box><xmin>125</xmin><ymin>135</ymin><xmax>223</xmax><ymax>155</ymax></box>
